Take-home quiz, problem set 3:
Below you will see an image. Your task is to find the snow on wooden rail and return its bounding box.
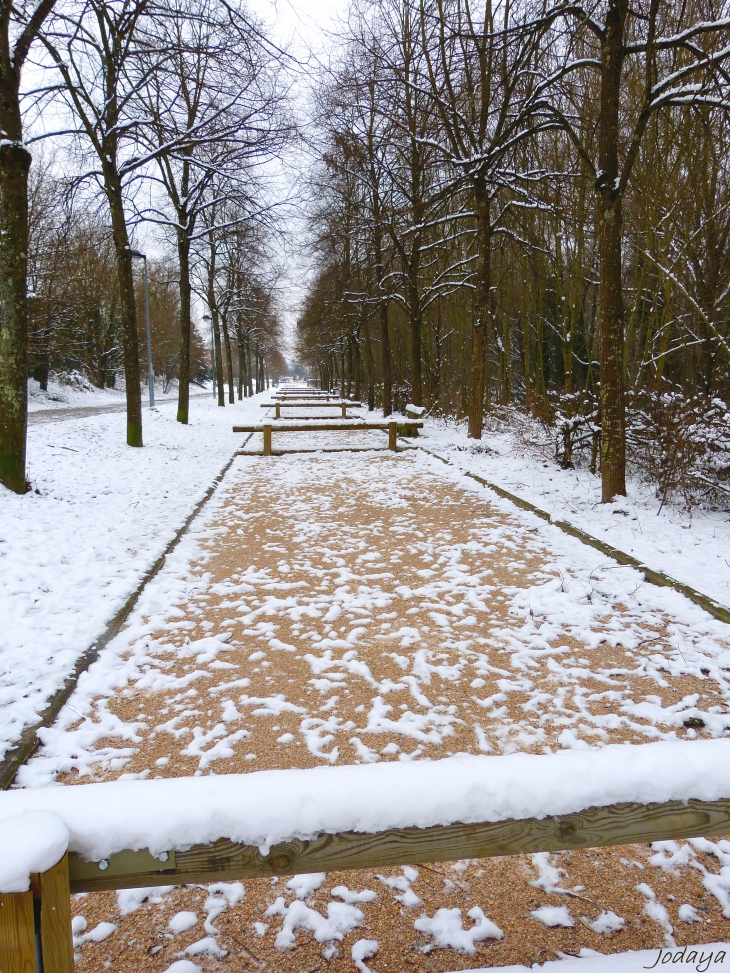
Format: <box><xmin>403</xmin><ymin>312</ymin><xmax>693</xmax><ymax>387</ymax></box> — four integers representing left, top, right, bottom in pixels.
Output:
<box><xmin>3</xmin><ymin>742</ymin><xmax>730</xmax><ymax>894</ymax></box>
<box><xmin>3</xmin><ymin>744</ymin><xmax>730</xmax><ymax>971</ymax></box>
<box><xmin>232</xmin><ymin>420</ymin><xmax>423</xmax><ymax>453</ymax></box>
<box><xmin>260</xmin><ymin>400</ymin><xmax>362</xmax><ymax>418</ymax></box>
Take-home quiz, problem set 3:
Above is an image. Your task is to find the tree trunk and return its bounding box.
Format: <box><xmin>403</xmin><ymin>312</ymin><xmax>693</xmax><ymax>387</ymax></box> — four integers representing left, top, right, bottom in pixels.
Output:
<box><xmin>379</xmin><ymin>298</ymin><xmax>392</xmax><ymax>416</ymax></box>
<box><xmin>206</xmin><ymin>243</ymin><xmax>224</xmax><ymax>408</ymax></box>
<box><xmin>363</xmin><ymin>312</ymin><xmax>375</xmax><ymax>411</ymax></box>
<box><xmin>0</xmin><ymin>134</ymin><xmax>31</xmax><ymax>492</ymax></box>
<box><xmin>596</xmin><ymin>0</ymin><xmax>628</xmax><ymax>501</ymax></box>
<box><xmin>408</xmin><ymin>268</ymin><xmax>423</xmax><ymax>407</ymax></box>
<box><xmin>176</xmin><ymin>230</ymin><xmax>191</xmax><ymax>424</ymax></box>
<box><xmin>354</xmin><ymin>332</ymin><xmax>362</xmax><ymax>401</ymax></box>
<box><xmin>106</xmin><ymin>170</ymin><xmax>142</xmax><ymax>447</ymax></box>
<box><xmin>212</xmin><ymin>311</ymin><xmax>224</xmax><ymax>406</ymax></box>
<box><xmin>237</xmin><ymin>325</ymin><xmax>244</xmax><ymax>399</ymax></box>
<box><xmin>469</xmin><ymin>178</ymin><xmax>491</xmax><ymax>439</ymax></box>
<box><xmin>221</xmin><ymin>313</ymin><xmax>234</xmax><ymax>404</ymax></box>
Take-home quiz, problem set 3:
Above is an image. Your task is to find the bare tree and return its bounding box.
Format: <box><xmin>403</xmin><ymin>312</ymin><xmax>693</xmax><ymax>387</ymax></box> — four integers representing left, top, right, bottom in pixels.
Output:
<box><xmin>136</xmin><ymin>0</ymin><xmax>291</xmax><ymax>422</ymax></box>
<box><xmin>0</xmin><ymin>0</ymin><xmax>58</xmax><ymax>492</ymax></box>
<box><xmin>39</xmin><ymin>0</ymin><xmax>168</xmax><ymax>447</ymax></box>
<box><xmin>548</xmin><ymin>0</ymin><xmax>730</xmax><ymax>500</ymax></box>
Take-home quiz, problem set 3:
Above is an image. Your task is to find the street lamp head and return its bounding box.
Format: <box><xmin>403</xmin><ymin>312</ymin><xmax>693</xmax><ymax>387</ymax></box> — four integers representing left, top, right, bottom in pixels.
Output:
<box><xmin>202</xmin><ymin>314</ymin><xmax>211</xmax><ymax>322</ymax></box>
<box><xmin>130</xmin><ymin>249</ymin><xmax>146</xmax><ymax>260</ymax></box>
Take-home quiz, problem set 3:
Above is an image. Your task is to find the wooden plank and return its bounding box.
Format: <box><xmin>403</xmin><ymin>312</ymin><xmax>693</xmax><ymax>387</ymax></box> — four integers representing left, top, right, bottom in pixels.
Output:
<box><xmin>0</xmin><ymin>889</ymin><xmax>36</xmax><ymax>973</ymax></box>
<box><xmin>38</xmin><ymin>854</ymin><xmax>73</xmax><ymax>973</ymax></box>
<box><xmin>263</xmin><ymin>401</ymin><xmax>362</xmax><ymax>407</ymax></box>
<box><xmin>68</xmin><ymin>796</ymin><xmax>730</xmax><ymax>893</ymax></box>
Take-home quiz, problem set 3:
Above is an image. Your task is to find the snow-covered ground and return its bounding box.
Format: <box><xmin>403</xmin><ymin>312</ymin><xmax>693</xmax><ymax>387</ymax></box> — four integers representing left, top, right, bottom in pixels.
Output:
<box><xmin>419</xmin><ymin>412</ymin><xmax>730</xmax><ymax>612</ymax></box>
<box><xmin>0</xmin><ymin>389</ymin><xmax>263</xmax><ymax>759</ymax></box>
<box><xmin>27</xmin><ymin>372</ymin><xmax>196</xmax><ymax>411</ymax></box>
<box><xmin>455</xmin><ymin>942</ymin><xmax>730</xmax><ymax>973</ymax></box>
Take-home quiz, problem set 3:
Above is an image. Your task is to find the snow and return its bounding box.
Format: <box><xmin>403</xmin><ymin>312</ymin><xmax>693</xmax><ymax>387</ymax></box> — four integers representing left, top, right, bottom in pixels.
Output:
<box><xmin>529</xmin><ymin>905</ymin><xmax>574</xmax><ymax>928</ymax></box>
<box><xmin>168</xmin><ymin>911</ymin><xmax>198</xmax><ymax>934</ymax></box>
<box><xmin>117</xmin><ymin>885</ymin><xmax>175</xmax><ymax>915</ymax></box>
<box><xmin>2</xmin><ymin>740</ymin><xmax>730</xmax><ymax>884</ymax></box>
<box><xmin>286</xmin><ymin>871</ymin><xmax>326</xmax><ymax>898</ymax></box>
<box><xmin>183</xmin><ymin>936</ymin><xmax>227</xmax><ymax>958</ymax></box>
<box><xmin>584</xmin><ymin>910</ymin><xmax>624</xmax><ymax>933</ymax></box>
<box><xmin>265</xmin><ymin>895</ymin><xmax>365</xmax><ymax>949</ymax></box>
<box><xmin>162</xmin><ymin>962</ymin><xmax>201</xmax><ymax>973</ymax></box>
<box><xmin>77</xmin><ymin>921</ymin><xmax>117</xmax><ymax>943</ymax></box>
<box><xmin>638</xmin><ymin>881</ymin><xmax>676</xmax><ymax>944</ymax></box>
<box><xmin>451</xmin><ymin>943</ymin><xmax>730</xmax><ymax>973</ymax></box>
<box><xmin>0</xmin><ymin>389</ymin><xmax>265</xmax><ymax>760</ymax></box>
<box><xmin>420</xmin><ymin>414</ymin><xmax>730</xmax><ymax>611</ymax></box>
<box><xmin>414</xmin><ymin>906</ymin><xmax>503</xmax><ymax>953</ymax></box>
<box><xmin>352</xmin><ymin>938</ymin><xmax>379</xmax><ymax>973</ymax></box>
<box><xmin>679</xmin><ymin>903</ymin><xmax>701</xmax><ymax>922</ymax></box>
<box><xmin>0</xmin><ymin>810</ymin><xmax>69</xmax><ymax>892</ymax></box>
<box><xmin>27</xmin><ymin>373</ymin><xmax>187</xmax><ymax>412</ymax></box>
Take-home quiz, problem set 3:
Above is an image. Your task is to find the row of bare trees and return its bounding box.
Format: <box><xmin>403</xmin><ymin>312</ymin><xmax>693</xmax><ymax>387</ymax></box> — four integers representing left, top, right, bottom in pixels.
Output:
<box><xmin>0</xmin><ymin>0</ymin><xmax>292</xmax><ymax>493</ymax></box>
<box><xmin>26</xmin><ymin>160</ymin><xmax>285</xmax><ymax>401</ymax></box>
<box><xmin>297</xmin><ymin>0</ymin><xmax>730</xmax><ymax>503</ymax></box>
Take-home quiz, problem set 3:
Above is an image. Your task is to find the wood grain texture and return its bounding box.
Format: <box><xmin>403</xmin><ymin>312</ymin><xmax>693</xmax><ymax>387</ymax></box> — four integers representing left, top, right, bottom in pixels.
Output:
<box><xmin>0</xmin><ymin>890</ymin><xmax>36</xmax><ymax>973</ymax></box>
<box><xmin>68</xmin><ymin>797</ymin><xmax>730</xmax><ymax>893</ymax></box>
<box><xmin>38</xmin><ymin>854</ymin><xmax>73</xmax><ymax>973</ymax></box>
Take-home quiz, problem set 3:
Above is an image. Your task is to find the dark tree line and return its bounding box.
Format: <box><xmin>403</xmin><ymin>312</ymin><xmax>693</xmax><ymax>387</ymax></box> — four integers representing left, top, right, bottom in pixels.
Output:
<box><xmin>297</xmin><ymin>0</ymin><xmax>730</xmax><ymax>503</ymax></box>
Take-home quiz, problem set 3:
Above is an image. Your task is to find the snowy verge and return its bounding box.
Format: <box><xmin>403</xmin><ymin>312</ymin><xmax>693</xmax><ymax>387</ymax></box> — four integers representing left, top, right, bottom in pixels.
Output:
<box><xmin>2</xmin><ymin>740</ymin><xmax>730</xmax><ymax>879</ymax></box>
<box><xmin>419</xmin><ymin>416</ymin><xmax>730</xmax><ymax>611</ymax></box>
<box><xmin>27</xmin><ymin>373</ymin><xmax>196</xmax><ymax>412</ymax></box>
<box><xmin>0</xmin><ymin>392</ymin><xmax>262</xmax><ymax>760</ymax></box>
<box><xmin>451</xmin><ymin>942</ymin><xmax>730</xmax><ymax>973</ymax></box>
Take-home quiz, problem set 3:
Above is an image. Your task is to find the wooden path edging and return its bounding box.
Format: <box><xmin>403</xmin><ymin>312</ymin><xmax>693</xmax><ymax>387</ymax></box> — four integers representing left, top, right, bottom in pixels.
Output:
<box><xmin>0</xmin><ymin>439</ymin><xmax>252</xmax><ymax>791</ymax></box>
<box><xmin>415</xmin><ymin>444</ymin><xmax>730</xmax><ymax>626</ymax></box>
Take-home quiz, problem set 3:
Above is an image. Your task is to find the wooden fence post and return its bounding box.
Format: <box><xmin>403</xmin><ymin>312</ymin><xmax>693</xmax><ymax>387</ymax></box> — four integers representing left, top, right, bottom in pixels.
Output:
<box><xmin>0</xmin><ymin>888</ymin><xmax>35</xmax><ymax>973</ymax></box>
<box><xmin>389</xmin><ymin>421</ymin><xmax>397</xmax><ymax>451</ymax></box>
<box><xmin>341</xmin><ymin>402</ymin><xmax>347</xmax><ymax>418</ymax></box>
<box><xmin>263</xmin><ymin>424</ymin><xmax>272</xmax><ymax>456</ymax></box>
<box><xmin>38</xmin><ymin>854</ymin><xmax>74</xmax><ymax>973</ymax></box>
<box><xmin>275</xmin><ymin>403</ymin><xmax>280</xmax><ymax>419</ymax></box>
<box><xmin>0</xmin><ymin>853</ymin><xmax>72</xmax><ymax>973</ymax></box>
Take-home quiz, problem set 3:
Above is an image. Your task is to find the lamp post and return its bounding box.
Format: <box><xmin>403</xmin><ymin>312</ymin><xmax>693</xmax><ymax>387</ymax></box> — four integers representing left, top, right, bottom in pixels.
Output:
<box><xmin>202</xmin><ymin>314</ymin><xmax>215</xmax><ymax>397</ymax></box>
<box><xmin>130</xmin><ymin>249</ymin><xmax>155</xmax><ymax>408</ymax></box>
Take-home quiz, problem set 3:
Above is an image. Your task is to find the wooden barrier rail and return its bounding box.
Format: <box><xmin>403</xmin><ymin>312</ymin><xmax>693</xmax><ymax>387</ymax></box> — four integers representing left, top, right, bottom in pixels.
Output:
<box><xmin>232</xmin><ymin>420</ymin><xmax>423</xmax><ymax>454</ymax></box>
<box><xmin>4</xmin><ymin>795</ymin><xmax>730</xmax><ymax>971</ymax></box>
<box><xmin>272</xmin><ymin>392</ymin><xmax>340</xmax><ymax>399</ymax></box>
<box><xmin>262</xmin><ymin>401</ymin><xmax>362</xmax><ymax>418</ymax></box>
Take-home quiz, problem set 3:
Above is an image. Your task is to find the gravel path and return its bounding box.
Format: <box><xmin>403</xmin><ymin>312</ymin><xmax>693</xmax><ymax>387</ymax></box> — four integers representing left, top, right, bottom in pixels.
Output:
<box><xmin>18</xmin><ymin>444</ymin><xmax>730</xmax><ymax>972</ymax></box>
